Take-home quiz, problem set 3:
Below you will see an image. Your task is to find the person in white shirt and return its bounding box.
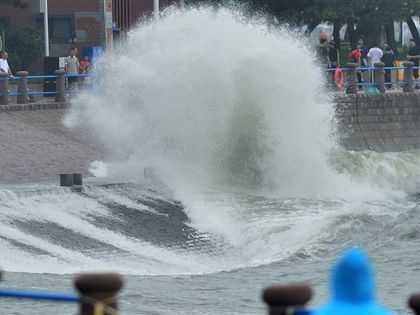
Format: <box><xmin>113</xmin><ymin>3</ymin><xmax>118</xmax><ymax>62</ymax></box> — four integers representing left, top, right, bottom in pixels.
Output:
<box><xmin>367</xmin><ymin>44</ymin><xmax>383</xmax><ymax>83</ymax></box>
<box><xmin>0</xmin><ymin>51</ymin><xmax>14</xmax><ymax>78</ymax></box>
<box><xmin>367</xmin><ymin>44</ymin><xmax>383</xmax><ymax>66</ymax></box>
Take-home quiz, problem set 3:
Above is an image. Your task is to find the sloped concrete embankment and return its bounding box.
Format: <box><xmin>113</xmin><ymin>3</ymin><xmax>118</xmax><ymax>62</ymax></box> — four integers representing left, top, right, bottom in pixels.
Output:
<box><xmin>335</xmin><ymin>93</ymin><xmax>420</xmax><ymax>152</ymax></box>
<box><xmin>1</xmin><ymin>94</ymin><xmax>420</xmax><ymax>183</ymax></box>
<box><xmin>0</xmin><ymin>103</ymin><xmax>106</xmax><ymax>183</ymax></box>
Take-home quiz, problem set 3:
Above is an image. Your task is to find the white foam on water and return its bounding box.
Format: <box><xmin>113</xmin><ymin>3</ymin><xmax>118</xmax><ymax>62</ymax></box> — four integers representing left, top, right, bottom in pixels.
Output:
<box><xmin>0</xmin><ymin>187</ymin><xmax>231</xmax><ymax>275</ymax></box>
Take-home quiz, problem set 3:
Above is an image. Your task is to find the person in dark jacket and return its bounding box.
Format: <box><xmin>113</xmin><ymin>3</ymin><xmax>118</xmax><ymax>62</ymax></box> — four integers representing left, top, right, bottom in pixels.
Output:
<box><xmin>408</xmin><ymin>39</ymin><xmax>420</xmax><ymax>89</ymax></box>
<box><xmin>381</xmin><ymin>47</ymin><xmax>395</xmax><ymax>88</ymax></box>
<box><xmin>329</xmin><ymin>41</ymin><xmax>340</xmax><ymax>68</ymax></box>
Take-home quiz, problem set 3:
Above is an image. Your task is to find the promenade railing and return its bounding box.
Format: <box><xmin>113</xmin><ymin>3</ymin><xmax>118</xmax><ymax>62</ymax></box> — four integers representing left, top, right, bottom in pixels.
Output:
<box><xmin>0</xmin><ymin>71</ymin><xmax>95</xmax><ymax>105</ymax></box>
<box><xmin>326</xmin><ymin>62</ymin><xmax>420</xmax><ymax>94</ymax></box>
<box><xmin>0</xmin><ymin>271</ymin><xmax>123</xmax><ymax>315</ymax></box>
<box><xmin>0</xmin><ymin>63</ymin><xmax>419</xmax><ymax>105</ymax></box>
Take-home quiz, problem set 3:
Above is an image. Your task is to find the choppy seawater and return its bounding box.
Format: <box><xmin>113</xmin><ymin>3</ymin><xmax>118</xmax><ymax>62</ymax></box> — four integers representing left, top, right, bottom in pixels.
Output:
<box><xmin>0</xmin><ymin>177</ymin><xmax>419</xmax><ymax>314</ymax></box>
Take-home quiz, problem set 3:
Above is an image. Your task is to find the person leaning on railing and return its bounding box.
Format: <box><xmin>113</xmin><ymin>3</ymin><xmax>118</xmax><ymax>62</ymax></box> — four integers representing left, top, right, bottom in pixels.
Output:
<box><xmin>407</xmin><ymin>38</ymin><xmax>420</xmax><ymax>89</ymax></box>
<box><xmin>0</xmin><ymin>51</ymin><xmax>14</xmax><ymax>79</ymax></box>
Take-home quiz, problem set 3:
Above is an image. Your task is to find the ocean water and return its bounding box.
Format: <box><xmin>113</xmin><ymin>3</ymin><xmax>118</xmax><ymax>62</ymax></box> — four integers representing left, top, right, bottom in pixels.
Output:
<box><xmin>1</xmin><ymin>6</ymin><xmax>420</xmax><ymax>315</ymax></box>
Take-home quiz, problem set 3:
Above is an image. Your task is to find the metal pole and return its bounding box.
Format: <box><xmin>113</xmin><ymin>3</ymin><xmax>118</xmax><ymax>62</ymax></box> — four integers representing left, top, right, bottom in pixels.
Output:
<box><xmin>153</xmin><ymin>0</ymin><xmax>159</xmax><ymax>17</ymax></box>
<box><xmin>44</xmin><ymin>0</ymin><xmax>49</xmax><ymax>56</ymax></box>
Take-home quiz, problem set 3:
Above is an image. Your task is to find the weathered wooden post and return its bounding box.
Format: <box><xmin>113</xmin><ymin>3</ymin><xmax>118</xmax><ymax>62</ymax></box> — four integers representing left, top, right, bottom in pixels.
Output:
<box><xmin>17</xmin><ymin>71</ymin><xmax>29</xmax><ymax>104</ymax></box>
<box><xmin>73</xmin><ymin>173</ymin><xmax>83</xmax><ymax>185</ymax></box>
<box><xmin>262</xmin><ymin>284</ymin><xmax>312</xmax><ymax>315</ymax></box>
<box><xmin>75</xmin><ymin>273</ymin><xmax>123</xmax><ymax>315</ymax></box>
<box><xmin>60</xmin><ymin>174</ymin><xmax>74</xmax><ymax>187</ymax></box>
<box><xmin>345</xmin><ymin>63</ymin><xmax>358</xmax><ymax>94</ymax></box>
<box><xmin>409</xmin><ymin>294</ymin><xmax>420</xmax><ymax>315</ymax></box>
<box><xmin>55</xmin><ymin>69</ymin><xmax>66</xmax><ymax>102</ymax></box>
<box><xmin>0</xmin><ymin>73</ymin><xmax>9</xmax><ymax>105</ymax></box>
<box><xmin>403</xmin><ymin>61</ymin><xmax>414</xmax><ymax>93</ymax></box>
<box><xmin>374</xmin><ymin>62</ymin><xmax>385</xmax><ymax>93</ymax></box>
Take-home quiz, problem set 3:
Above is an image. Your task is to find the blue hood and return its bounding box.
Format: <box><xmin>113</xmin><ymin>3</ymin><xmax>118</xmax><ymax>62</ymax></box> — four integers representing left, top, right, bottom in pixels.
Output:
<box><xmin>313</xmin><ymin>248</ymin><xmax>397</xmax><ymax>315</ymax></box>
<box><xmin>332</xmin><ymin>247</ymin><xmax>374</xmax><ymax>303</ymax></box>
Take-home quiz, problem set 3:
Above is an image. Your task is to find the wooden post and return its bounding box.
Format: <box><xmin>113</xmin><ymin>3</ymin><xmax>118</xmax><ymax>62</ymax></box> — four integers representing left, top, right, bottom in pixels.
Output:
<box><xmin>262</xmin><ymin>284</ymin><xmax>312</xmax><ymax>315</ymax></box>
<box><xmin>0</xmin><ymin>73</ymin><xmax>9</xmax><ymax>105</ymax></box>
<box><xmin>73</xmin><ymin>173</ymin><xmax>83</xmax><ymax>185</ymax></box>
<box><xmin>409</xmin><ymin>294</ymin><xmax>420</xmax><ymax>315</ymax></box>
<box><xmin>75</xmin><ymin>273</ymin><xmax>123</xmax><ymax>315</ymax></box>
<box><xmin>55</xmin><ymin>69</ymin><xmax>66</xmax><ymax>102</ymax></box>
<box><xmin>403</xmin><ymin>61</ymin><xmax>414</xmax><ymax>93</ymax></box>
<box><xmin>374</xmin><ymin>62</ymin><xmax>385</xmax><ymax>93</ymax></box>
<box><xmin>345</xmin><ymin>63</ymin><xmax>358</xmax><ymax>94</ymax></box>
<box><xmin>60</xmin><ymin>174</ymin><xmax>74</xmax><ymax>187</ymax></box>
<box><xmin>17</xmin><ymin>71</ymin><xmax>29</xmax><ymax>104</ymax></box>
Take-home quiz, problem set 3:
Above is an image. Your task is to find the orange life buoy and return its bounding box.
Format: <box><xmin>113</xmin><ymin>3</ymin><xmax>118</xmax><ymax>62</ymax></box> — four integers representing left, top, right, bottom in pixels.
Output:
<box><xmin>334</xmin><ymin>67</ymin><xmax>344</xmax><ymax>89</ymax></box>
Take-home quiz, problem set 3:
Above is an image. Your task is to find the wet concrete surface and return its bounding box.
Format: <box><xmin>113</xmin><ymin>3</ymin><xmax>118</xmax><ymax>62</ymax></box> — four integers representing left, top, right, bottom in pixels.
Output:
<box><xmin>0</xmin><ymin>107</ymin><xmax>106</xmax><ymax>183</ymax></box>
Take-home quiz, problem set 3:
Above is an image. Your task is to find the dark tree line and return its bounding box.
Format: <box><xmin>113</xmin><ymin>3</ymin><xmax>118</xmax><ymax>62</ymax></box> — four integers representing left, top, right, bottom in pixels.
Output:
<box><xmin>189</xmin><ymin>0</ymin><xmax>420</xmax><ymax>51</ymax></box>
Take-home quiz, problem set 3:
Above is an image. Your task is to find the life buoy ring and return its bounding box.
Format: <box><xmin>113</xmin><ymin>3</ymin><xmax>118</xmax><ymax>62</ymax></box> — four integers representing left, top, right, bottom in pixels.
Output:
<box><xmin>334</xmin><ymin>67</ymin><xmax>344</xmax><ymax>89</ymax></box>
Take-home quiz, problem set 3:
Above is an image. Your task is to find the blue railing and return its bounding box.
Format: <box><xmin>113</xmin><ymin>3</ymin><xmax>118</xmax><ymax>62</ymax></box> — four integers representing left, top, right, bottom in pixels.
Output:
<box><xmin>0</xmin><ymin>288</ymin><xmax>79</xmax><ymax>302</ymax></box>
<box><xmin>326</xmin><ymin>65</ymin><xmax>420</xmax><ymax>90</ymax></box>
<box><xmin>1</xmin><ymin>65</ymin><xmax>419</xmax><ymax>100</ymax></box>
<box><xmin>0</xmin><ymin>73</ymin><xmax>95</xmax><ymax>98</ymax></box>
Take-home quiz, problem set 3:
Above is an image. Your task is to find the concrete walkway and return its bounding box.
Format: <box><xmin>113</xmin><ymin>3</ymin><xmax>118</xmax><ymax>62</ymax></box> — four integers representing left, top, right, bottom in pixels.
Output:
<box><xmin>0</xmin><ymin>106</ymin><xmax>106</xmax><ymax>183</ymax></box>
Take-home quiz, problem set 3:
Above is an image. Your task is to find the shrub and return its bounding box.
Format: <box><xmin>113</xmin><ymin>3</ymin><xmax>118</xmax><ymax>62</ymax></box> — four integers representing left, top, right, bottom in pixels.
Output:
<box><xmin>0</xmin><ymin>26</ymin><xmax>43</xmax><ymax>72</ymax></box>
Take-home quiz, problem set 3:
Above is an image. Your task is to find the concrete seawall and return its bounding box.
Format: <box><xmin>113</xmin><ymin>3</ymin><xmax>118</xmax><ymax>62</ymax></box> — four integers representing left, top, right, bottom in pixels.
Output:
<box><xmin>335</xmin><ymin>93</ymin><xmax>420</xmax><ymax>152</ymax></box>
<box><xmin>0</xmin><ymin>103</ymin><xmax>106</xmax><ymax>183</ymax></box>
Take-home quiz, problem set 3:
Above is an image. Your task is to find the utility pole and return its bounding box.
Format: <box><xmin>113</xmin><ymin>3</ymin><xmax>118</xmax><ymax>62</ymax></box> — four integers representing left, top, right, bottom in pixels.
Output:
<box><xmin>153</xmin><ymin>0</ymin><xmax>159</xmax><ymax>17</ymax></box>
<box><xmin>44</xmin><ymin>0</ymin><xmax>49</xmax><ymax>56</ymax></box>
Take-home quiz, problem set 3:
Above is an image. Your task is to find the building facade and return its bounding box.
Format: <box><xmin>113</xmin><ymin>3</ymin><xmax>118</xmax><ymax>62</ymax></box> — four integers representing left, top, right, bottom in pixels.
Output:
<box><xmin>0</xmin><ymin>0</ymin><xmax>183</xmax><ymax>62</ymax></box>
<box><xmin>112</xmin><ymin>0</ymin><xmax>182</xmax><ymax>32</ymax></box>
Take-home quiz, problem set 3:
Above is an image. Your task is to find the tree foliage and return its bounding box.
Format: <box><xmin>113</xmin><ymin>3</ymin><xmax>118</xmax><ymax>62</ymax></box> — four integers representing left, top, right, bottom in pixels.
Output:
<box><xmin>0</xmin><ymin>26</ymin><xmax>43</xmax><ymax>71</ymax></box>
<box><xmin>189</xmin><ymin>0</ymin><xmax>420</xmax><ymax>47</ymax></box>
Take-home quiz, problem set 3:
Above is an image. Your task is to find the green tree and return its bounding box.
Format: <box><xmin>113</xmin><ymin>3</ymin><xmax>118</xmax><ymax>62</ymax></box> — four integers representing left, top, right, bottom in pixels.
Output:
<box><xmin>0</xmin><ymin>26</ymin><xmax>43</xmax><ymax>71</ymax></box>
<box><xmin>190</xmin><ymin>0</ymin><xmax>420</xmax><ymax>49</ymax></box>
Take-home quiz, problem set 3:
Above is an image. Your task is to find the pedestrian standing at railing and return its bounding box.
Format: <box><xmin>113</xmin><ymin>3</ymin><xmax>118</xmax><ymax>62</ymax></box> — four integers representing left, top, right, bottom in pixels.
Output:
<box><xmin>367</xmin><ymin>43</ymin><xmax>383</xmax><ymax>83</ymax></box>
<box><xmin>79</xmin><ymin>55</ymin><xmax>91</xmax><ymax>87</ymax></box>
<box><xmin>383</xmin><ymin>42</ymin><xmax>394</xmax><ymax>55</ymax></box>
<box><xmin>327</xmin><ymin>41</ymin><xmax>339</xmax><ymax>86</ymax></box>
<box><xmin>317</xmin><ymin>32</ymin><xmax>331</xmax><ymax>68</ymax></box>
<box><xmin>349</xmin><ymin>46</ymin><xmax>363</xmax><ymax>89</ymax></box>
<box><xmin>0</xmin><ymin>51</ymin><xmax>14</xmax><ymax>78</ymax></box>
<box><xmin>65</xmin><ymin>48</ymin><xmax>80</xmax><ymax>92</ymax></box>
<box><xmin>367</xmin><ymin>43</ymin><xmax>383</xmax><ymax>66</ymax></box>
<box><xmin>407</xmin><ymin>39</ymin><xmax>420</xmax><ymax>89</ymax></box>
<box><xmin>357</xmin><ymin>38</ymin><xmax>369</xmax><ymax>67</ymax></box>
<box><xmin>381</xmin><ymin>46</ymin><xmax>395</xmax><ymax>89</ymax></box>
<box><xmin>357</xmin><ymin>38</ymin><xmax>369</xmax><ymax>84</ymax></box>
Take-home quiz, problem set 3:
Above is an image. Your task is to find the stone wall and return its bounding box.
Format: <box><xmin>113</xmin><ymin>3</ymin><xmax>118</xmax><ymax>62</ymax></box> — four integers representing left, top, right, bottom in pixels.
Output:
<box><xmin>335</xmin><ymin>93</ymin><xmax>420</xmax><ymax>152</ymax></box>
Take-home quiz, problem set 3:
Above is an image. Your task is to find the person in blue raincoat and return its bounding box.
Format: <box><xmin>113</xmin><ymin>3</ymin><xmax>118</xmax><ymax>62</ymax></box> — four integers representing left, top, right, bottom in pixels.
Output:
<box><xmin>313</xmin><ymin>248</ymin><xmax>397</xmax><ymax>315</ymax></box>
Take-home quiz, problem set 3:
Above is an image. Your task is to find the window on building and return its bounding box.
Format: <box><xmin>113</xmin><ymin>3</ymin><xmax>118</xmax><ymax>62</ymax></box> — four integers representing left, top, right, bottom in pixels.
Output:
<box><xmin>35</xmin><ymin>16</ymin><xmax>74</xmax><ymax>43</ymax></box>
<box><xmin>50</xmin><ymin>17</ymin><xmax>73</xmax><ymax>42</ymax></box>
<box><xmin>0</xmin><ymin>17</ymin><xmax>9</xmax><ymax>28</ymax></box>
